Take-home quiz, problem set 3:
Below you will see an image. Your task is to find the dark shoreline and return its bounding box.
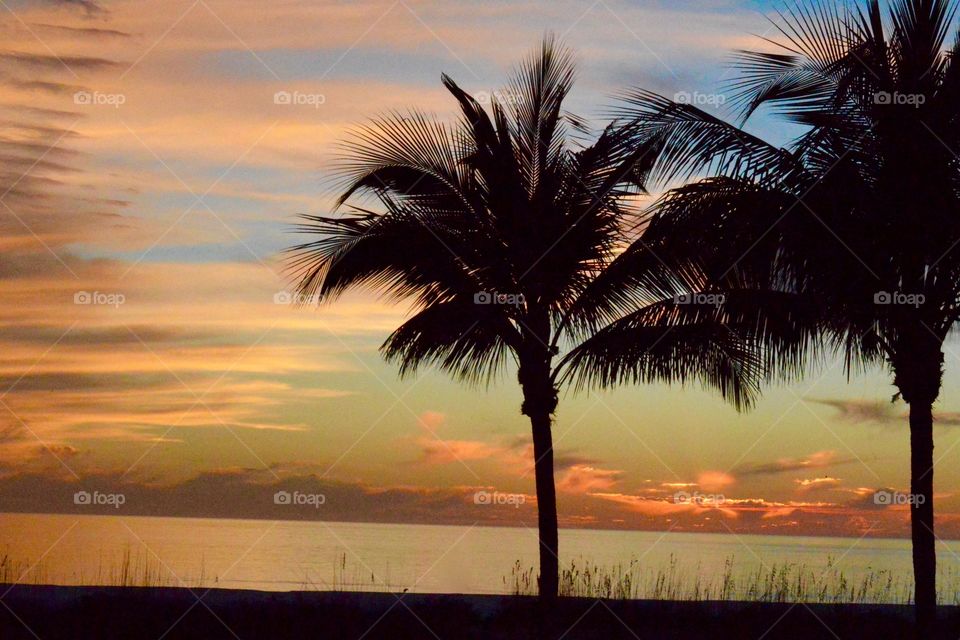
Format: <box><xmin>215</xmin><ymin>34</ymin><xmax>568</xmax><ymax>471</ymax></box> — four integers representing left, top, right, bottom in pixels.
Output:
<box><xmin>1</xmin><ymin>585</ymin><xmax>958</xmax><ymax>639</ymax></box>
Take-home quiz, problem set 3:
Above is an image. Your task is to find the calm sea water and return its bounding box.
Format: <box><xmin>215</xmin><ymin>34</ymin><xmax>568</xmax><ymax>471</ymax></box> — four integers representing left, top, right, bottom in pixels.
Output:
<box><xmin>1</xmin><ymin>513</ymin><xmax>958</xmax><ymax>599</ymax></box>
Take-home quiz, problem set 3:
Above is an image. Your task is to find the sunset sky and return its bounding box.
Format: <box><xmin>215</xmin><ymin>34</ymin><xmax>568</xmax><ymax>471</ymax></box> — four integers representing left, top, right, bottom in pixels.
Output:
<box><xmin>4</xmin><ymin>0</ymin><xmax>960</xmax><ymax>539</ymax></box>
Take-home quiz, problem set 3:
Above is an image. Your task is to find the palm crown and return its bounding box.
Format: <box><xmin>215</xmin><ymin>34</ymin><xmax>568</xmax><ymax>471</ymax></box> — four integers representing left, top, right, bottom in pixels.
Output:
<box><xmin>288</xmin><ymin>37</ymin><xmax>763</xmax><ymax>597</ymax></box>
<box><xmin>610</xmin><ymin>0</ymin><xmax>960</xmax><ymax>625</ymax></box>
<box><xmin>288</xmin><ymin>38</ymin><xmax>760</xmax><ymax>406</ymax></box>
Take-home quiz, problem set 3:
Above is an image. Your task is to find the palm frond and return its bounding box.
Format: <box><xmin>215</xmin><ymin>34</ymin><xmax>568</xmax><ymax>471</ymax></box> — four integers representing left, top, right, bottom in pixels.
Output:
<box><xmin>560</xmin><ymin>298</ymin><xmax>765</xmax><ymax>411</ymax></box>
<box><xmin>286</xmin><ymin>205</ymin><xmax>482</xmax><ymax>307</ymax></box>
<box><xmin>381</xmin><ymin>299</ymin><xmax>520</xmax><ymax>386</ymax></box>
<box><xmin>333</xmin><ymin>111</ymin><xmax>476</xmax><ymax>214</ymax></box>
<box><xmin>610</xmin><ymin>90</ymin><xmax>800</xmax><ymax>188</ymax></box>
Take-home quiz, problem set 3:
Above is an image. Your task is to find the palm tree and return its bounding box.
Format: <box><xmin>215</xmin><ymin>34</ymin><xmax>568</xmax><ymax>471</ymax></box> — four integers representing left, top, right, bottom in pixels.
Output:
<box><xmin>601</xmin><ymin>0</ymin><xmax>960</xmax><ymax>628</ymax></box>
<box><xmin>287</xmin><ymin>37</ymin><xmax>763</xmax><ymax>598</ymax></box>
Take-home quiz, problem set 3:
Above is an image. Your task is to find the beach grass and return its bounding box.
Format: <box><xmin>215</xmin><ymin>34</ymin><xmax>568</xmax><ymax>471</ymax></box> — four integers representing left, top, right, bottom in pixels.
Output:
<box><xmin>5</xmin><ymin>548</ymin><xmax>960</xmax><ymax>605</ymax></box>
<box><xmin>1</xmin><ymin>549</ymin><xmax>182</xmax><ymax>588</ymax></box>
<box><xmin>0</xmin><ymin>549</ymin><xmax>388</xmax><ymax>592</ymax></box>
<box><xmin>505</xmin><ymin>555</ymin><xmax>960</xmax><ymax>605</ymax></box>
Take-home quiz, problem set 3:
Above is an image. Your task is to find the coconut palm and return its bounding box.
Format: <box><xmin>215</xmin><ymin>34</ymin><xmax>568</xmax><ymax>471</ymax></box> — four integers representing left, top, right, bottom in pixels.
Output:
<box><xmin>286</xmin><ymin>37</ymin><xmax>763</xmax><ymax>598</ymax></box>
<box><xmin>598</xmin><ymin>0</ymin><xmax>960</xmax><ymax>627</ymax></box>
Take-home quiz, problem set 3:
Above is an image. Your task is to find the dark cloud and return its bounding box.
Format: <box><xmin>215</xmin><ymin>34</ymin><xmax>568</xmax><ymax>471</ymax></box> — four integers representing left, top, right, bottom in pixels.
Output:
<box><xmin>5</xmin><ymin>78</ymin><xmax>83</xmax><ymax>94</ymax></box>
<box><xmin>0</xmin><ymin>372</ymin><xmax>190</xmax><ymax>393</ymax></box>
<box><xmin>812</xmin><ymin>397</ymin><xmax>960</xmax><ymax>428</ymax></box>
<box><xmin>32</xmin><ymin>23</ymin><xmax>128</xmax><ymax>38</ymax></box>
<box><xmin>0</xmin><ymin>153</ymin><xmax>79</xmax><ymax>174</ymax></box>
<box><xmin>4</xmin><ymin>121</ymin><xmax>82</xmax><ymax>138</ymax></box>
<box><xmin>736</xmin><ymin>451</ymin><xmax>857</xmax><ymax>476</ymax></box>
<box><xmin>0</xmin><ymin>28</ymin><xmax>129</xmax><ymax>266</ymax></box>
<box><xmin>553</xmin><ymin>453</ymin><xmax>600</xmax><ymax>470</ymax></box>
<box><xmin>40</xmin><ymin>0</ymin><xmax>106</xmax><ymax>16</ymax></box>
<box><xmin>0</xmin><ymin>136</ymin><xmax>81</xmax><ymax>158</ymax></box>
<box><xmin>0</xmin><ymin>423</ymin><xmax>26</xmax><ymax>444</ymax></box>
<box><xmin>0</xmin><ymin>469</ymin><xmax>539</xmax><ymax>526</ymax></box>
<box><xmin>0</xmin><ymin>51</ymin><xmax>117</xmax><ymax>71</ymax></box>
<box><xmin>0</xmin><ymin>324</ymin><xmax>214</xmax><ymax>346</ymax></box>
<box><xmin>810</xmin><ymin>398</ymin><xmax>898</xmax><ymax>424</ymax></box>
<box><xmin>0</xmin><ymin>104</ymin><xmax>80</xmax><ymax>119</ymax></box>
<box><xmin>0</xmin><ymin>136</ymin><xmax>82</xmax><ymax>159</ymax></box>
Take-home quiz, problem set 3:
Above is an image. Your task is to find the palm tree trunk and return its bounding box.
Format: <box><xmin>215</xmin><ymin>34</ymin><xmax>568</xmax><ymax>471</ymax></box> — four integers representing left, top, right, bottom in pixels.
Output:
<box><xmin>528</xmin><ymin>406</ymin><xmax>559</xmax><ymax>599</ymax></box>
<box><xmin>909</xmin><ymin>398</ymin><xmax>936</xmax><ymax>631</ymax></box>
<box><xmin>894</xmin><ymin>333</ymin><xmax>943</xmax><ymax>634</ymax></box>
<box><xmin>517</xmin><ymin>326</ymin><xmax>559</xmax><ymax>600</ymax></box>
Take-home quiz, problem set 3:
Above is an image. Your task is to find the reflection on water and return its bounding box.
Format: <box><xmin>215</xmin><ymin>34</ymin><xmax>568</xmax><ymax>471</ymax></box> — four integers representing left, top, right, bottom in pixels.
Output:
<box><xmin>1</xmin><ymin>513</ymin><xmax>958</xmax><ymax>602</ymax></box>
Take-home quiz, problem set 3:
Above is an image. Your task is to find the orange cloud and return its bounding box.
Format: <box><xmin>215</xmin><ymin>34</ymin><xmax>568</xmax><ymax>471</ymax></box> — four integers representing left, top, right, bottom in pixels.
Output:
<box><xmin>697</xmin><ymin>470</ymin><xmax>735</xmax><ymax>492</ymax></box>
<box><xmin>593</xmin><ymin>492</ymin><xmax>739</xmax><ymax>520</ymax></box>
<box><xmin>418</xmin><ymin>439</ymin><xmax>503</xmax><ymax>465</ymax></box>
<box><xmin>556</xmin><ymin>465</ymin><xmax>623</xmax><ymax>494</ymax></box>
<box><xmin>794</xmin><ymin>477</ymin><xmax>842</xmax><ymax>493</ymax></box>
<box><xmin>418</xmin><ymin>411</ymin><xmax>446</xmax><ymax>432</ymax></box>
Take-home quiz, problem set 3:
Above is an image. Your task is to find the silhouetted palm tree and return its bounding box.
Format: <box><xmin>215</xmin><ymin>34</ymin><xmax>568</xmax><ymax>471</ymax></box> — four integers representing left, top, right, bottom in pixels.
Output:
<box><xmin>287</xmin><ymin>37</ymin><xmax>763</xmax><ymax>598</ymax></box>
<box><xmin>604</xmin><ymin>0</ymin><xmax>960</xmax><ymax>628</ymax></box>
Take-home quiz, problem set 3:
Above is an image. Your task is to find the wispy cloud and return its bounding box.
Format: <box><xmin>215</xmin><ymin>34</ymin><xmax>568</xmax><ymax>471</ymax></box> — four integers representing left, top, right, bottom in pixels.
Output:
<box><xmin>736</xmin><ymin>450</ymin><xmax>856</xmax><ymax>476</ymax></box>
<box><xmin>42</xmin><ymin>0</ymin><xmax>106</xmax><ymax>16</ymax></box>
<box><xmin>811</xmin><ymin>397</ymin><xmax>960</xmax><ymax>427</ymax></box>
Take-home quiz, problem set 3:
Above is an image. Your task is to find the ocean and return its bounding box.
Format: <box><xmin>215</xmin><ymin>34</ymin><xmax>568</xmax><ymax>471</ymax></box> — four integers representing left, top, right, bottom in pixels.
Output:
<box><xmin>1</xmin><ymin>513</ymin><xmax>956</xmax><ymax>601</ymax></box>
